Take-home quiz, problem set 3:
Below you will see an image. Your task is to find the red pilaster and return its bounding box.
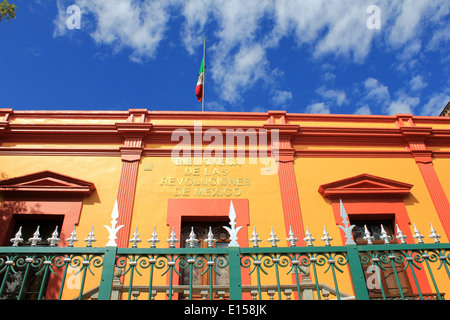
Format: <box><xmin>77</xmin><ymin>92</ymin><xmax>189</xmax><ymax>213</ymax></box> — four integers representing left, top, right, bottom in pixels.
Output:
<box><xmin>115</xmin><ymin>112</ymin><xmax>152</xmax><ymax>247</ymax></box>
<box><xmin>265</xmin><ymin>112</ymin><xmax>304</xmax><ymax>245</ymax></box>
<box><xmin>400</xmin><ymin>123</ymin><xmax>450</xmax><ymax>240</ymax></box>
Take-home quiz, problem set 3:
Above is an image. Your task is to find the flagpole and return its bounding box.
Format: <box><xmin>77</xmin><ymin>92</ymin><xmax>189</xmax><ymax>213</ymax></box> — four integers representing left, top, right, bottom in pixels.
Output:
<box><xmin>202</xmin><ymin>36</ymin><xmax>205</xmax><ymax>112</ymax></box>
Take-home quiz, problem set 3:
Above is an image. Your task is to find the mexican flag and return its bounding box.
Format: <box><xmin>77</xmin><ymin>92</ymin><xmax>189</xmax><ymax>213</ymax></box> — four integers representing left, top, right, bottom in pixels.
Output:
<box><xmin>195</xmin><ymin>57</ymin><xmax>205</xmax><ymax>102</ymax></box>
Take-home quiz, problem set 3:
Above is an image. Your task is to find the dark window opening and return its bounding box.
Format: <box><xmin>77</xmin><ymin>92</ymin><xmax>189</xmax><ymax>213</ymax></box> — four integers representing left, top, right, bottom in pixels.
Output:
<box><xmin>0</xmin><ymin>215</ymin><xmax>64</xmax><ymax>300</ymax></box>
<box><xmin>179</xmin><ymin>219</ymin><xmax>230</xmax><ymax>300</ymax></box>
<box><xmin>350</xmin><ymin>216</ymin><xmax>413</xmax><ymax>299</ymax></box>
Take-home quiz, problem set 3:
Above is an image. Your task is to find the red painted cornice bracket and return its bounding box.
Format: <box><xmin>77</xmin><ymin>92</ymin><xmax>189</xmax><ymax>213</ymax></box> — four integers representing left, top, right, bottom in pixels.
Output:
<box><xmin>399</xmin><ymin>126</ymin><xmax>433</xmax><ymax>138</ymax></box>
<box><xmin>263</xmin><ymin>123</ymin><xmax>300</xmax><ymax>135</ymax></box>
<box><xmin>411</xmin><ymin>150</ymin><xmax>433</xmax><ymax>164</ymax></box>
<box><xmin>399</xmin><ymin>126</ymin><xmax>433</xmax><ymax>160</ymax></box>
<box><xmin>115</xmin><ymin>122</ymin><xmax>153</xmax><ymax>136</ymax></box>
<box><xmin>267</xmin><ymin>110</ymin><xmax>287</xmax><ymax>124</ymax></box>
<box><xmin>0</xmin><ymin>108</ymin><xmax>12</xmax><ymax>133</ymax></box>
<box><xmin>115</xmin><ymin>122</ymin><xmax>151</xmax><ymax>161</ymax></box>
<box><xmin>0</xmin><ymin>121</ymin><xmax>8</xmax><ymax>133</ymax></box>
<box><xmin>119</xmin><ymin>146</ymin><xmax>144</xmax><ymax>162</ymax></box>
<box><xmin>264</xmin><ymin>123</ymin><xmax>299</xmax><ymax>162</ymax></box>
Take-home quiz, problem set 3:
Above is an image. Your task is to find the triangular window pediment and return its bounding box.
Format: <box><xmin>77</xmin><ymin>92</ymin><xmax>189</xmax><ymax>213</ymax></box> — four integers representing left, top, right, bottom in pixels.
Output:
<box><xmin>0</xmin><ymin>171</ymin><xmax>95</xmax><ymax>195</ymax></box>
<box><xmin>319</xmin><ymin>173</ymin><xmax>412</xmax><ymax>197</ymax></box>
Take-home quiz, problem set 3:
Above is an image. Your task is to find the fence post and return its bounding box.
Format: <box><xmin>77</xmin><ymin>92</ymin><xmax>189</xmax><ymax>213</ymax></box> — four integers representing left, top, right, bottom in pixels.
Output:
<box><xmin>98</xmin><ymin>246</ymin><xmax>118</xmax><ymax>300</ymax></box>
<box><xmin>228</xmin><ymin>247</ymin><xmax>243</xmax><ymax>300</ymax></box>
<box><xmin>346</xmin><ymin>245</ymin><xmax>370</xmax><ymax>300</ymax></box>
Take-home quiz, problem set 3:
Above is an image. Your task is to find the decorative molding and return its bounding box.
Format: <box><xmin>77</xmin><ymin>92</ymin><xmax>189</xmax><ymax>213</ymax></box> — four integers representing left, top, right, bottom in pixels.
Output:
<box><xmin>263</xmin><ymin>123</ymin><xmax>299</xmax><ymax>163</ymax></box>
<box><xmin>0</xmin><ymin>170</ymin><xmax>95</xmax><ymax>248</ymax></box>
<box><xmin>115</xmin><ymin>122</ymin><xmax>152</xmax><ymax>136</ymax></box>
<box><xmin>0</xmin><ymin>170</ymin><xmax>96</xmax><ymax>196</ymax></box>
<box><xmin>119</xmin><ymin>146</ymin><xmax>144</xmax><ymax>162</ymax></box>
<box><xmin>318</xmin><ymin>173</ymin><xmax>413</xmax><ymax>198</ymax></box>
<box><xmin>410</xmin><ymin>150</ymin><xmax>433</xmax><ymax>164</ymax></box>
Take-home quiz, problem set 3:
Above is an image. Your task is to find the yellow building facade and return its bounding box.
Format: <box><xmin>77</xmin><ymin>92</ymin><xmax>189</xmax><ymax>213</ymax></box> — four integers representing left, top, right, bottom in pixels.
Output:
<box><xmin>1</xmin><ymin>108</ymin><xmax>450</xmax><ymax>300</ymax></box>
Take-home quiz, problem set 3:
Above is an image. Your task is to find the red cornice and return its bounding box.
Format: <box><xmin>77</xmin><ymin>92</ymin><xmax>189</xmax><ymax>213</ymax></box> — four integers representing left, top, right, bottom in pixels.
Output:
<box><xmin>0</xmin><ymin>147</ymin><xmax>120</xmax><ymax>157</ymax></box>
<box><xmin>3</xmin><ymin>109</ymin><xmax>450</xmax><ymax>124</ymax></box>
<box><xmin>1</xmin><ymin>110</ymin><xmax>450</xmax><ymax>160</ymax></box>
<box><xmin>115</xmin><ymin>122</ymin><xmax>152</xmax><ymax>135</ymax></box>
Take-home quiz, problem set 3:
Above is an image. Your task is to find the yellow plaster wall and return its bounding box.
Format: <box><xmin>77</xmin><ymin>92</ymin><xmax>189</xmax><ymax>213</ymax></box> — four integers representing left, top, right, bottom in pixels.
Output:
<box><xmin>293</xmin><ymin>157</ymin><xmax>444</xmax><ymax>242</ymax></box>
<box><xmin>0</xmin><ymin>155</ymin><xmax>122</xmax><ymax>243</ymax></box>
<box><xmin>130</xmin><ymin>157</ymin><xmax>285</xmax><ymax>247</ymax></box>
<box><xmin>293</xmin><ymin>156</ymin><xmax>448</xmax><ymax>296</ymax></box>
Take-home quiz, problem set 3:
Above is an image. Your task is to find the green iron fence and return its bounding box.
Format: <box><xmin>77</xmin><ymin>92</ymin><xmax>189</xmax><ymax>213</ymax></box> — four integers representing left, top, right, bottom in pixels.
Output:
<box><xmin>1</xmin><ymin>238</ymin><xmax>449</xmax><ymax>300</ymax></box>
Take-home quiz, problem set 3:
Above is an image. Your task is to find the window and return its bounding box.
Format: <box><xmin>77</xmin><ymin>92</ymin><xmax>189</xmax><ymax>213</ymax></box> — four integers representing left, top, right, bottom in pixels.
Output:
<box><xmin>351</xmin><ymin>218</ymin><xmax>413</xmax><ymax>299</ymax></box>
<box><xmin>319</xmin><ymin>173</ymin><xmax>432</xmax><ymax>298</ymax></box>
<box><xmin>180</xmin><ymin>220</ymin><xmax>230</xmax><ymax>299</ymax></box>
<box><xmin>0</xmin><ymin>215</ymin><xmax>63</xmax><ymax>300</ymax></box>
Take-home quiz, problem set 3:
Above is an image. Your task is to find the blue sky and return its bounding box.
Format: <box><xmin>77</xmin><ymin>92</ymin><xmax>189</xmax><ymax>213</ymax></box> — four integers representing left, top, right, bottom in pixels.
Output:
<box><xmin>1</xmin><ymin>0</ymin><xmax>449</xmax><ymax>116</ymax></box>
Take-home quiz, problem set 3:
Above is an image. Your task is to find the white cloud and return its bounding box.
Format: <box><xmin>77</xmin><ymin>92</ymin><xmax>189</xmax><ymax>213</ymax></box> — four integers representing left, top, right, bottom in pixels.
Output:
<box><xmin>427</xmin><ymin>26</ymin><xmax>450</xmax><ymax>51</ymax></box>
<box><xmin>305</xmin><ymin>102</ymin><xmax>330</xmax><ymax>114</ymax></box>
<box><xmin>251</xmin><ymin>106</ymin><xmax>267</xmax><ymax>113</ymax></box>
<box><xmin>322</xmin><ymin>72</ymin><xmax>336</xmax><ymax>83</ymax></box>
<box><xmin>53</xmin><ymin>0</ymin><xmax>450</xmax><ymax>106</ymax></box>
<box><xmin>271</xmin><ymin>90</ymin><xmax>292</xmax><ymax>107</ymax></box>
<box><xmin>354</xmin><ymin>105</ymin><xmax>372</xmax><ymax>115</ymax></box>
<box><xmin>55</xmin><ymin>0</ymin><xmax>173</xmax><ymax>62</ymax></box>
<box><xmin>420</xmin><ymin>91</ymin><xmax>450</xmax><ymax>116</ymax></box>
<box><xmin>212</xmin><ymin>43</ymin><xmax>270</xmax><ymax>104</ymax></box>
<box><xmin>386</xmin><ymin>91</ymin><xmax>420</xmax><ymax>115</ymax></box>
<box><xmin>316</xmin><ymin>86</ymin><xmax>348</xmax><ymax>107</ymax></box>
<box><xmin>363</xmin><ymin>78</ymin><xmax>390</xmax><ymax>103</ymax></box>
<box><xmin>387</xmin><ymin>101</ymin><xmax>413</xmax><ymax>115</ymax></box>
<box><xmin>409</xmin><ymin>75</ymin><xmax>428</xmax><ymax>92</ymax></box>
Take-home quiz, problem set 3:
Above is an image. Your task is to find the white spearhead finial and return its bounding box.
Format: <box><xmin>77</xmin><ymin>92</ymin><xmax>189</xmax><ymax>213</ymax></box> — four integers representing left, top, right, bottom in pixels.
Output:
<box><xmin>303</xmin><ymin>226</ymin><xmax>315</xmax><ymax>247</ymax></box>
<box><xmin>11</xmin><ymin>226</ymin><xmax>23</xmax><ymax>247</ymax></box>
<box><xmin>148</xmin><ymin>227</ymin><xmax>160</xmax><ymax>248</ymax></box>
<box><xmin>47</xmin><ymin>226</ymin><xmax>61</xmax><ymax>247</ymax></box>
<box><xmin>286</xmin><ymin>226</ymin><xmax>298</xmax><ymax>247</ymax></box>
<box><xmin>223</xmin><ymin>200</ymin><xmax>242</xmax><ymax>247</ymax></box>
<box><xmin>129</xmin><ymin>227</ymin><xmax>142</xmax><ymax>248</ymax></box>
<box><xmin>413</xmin><ymin>224</ymin><xmax>424</xmax><ymax>244</ymax></box>
<box><xmin>267</xmin><ymin>226</ymin><xmax>280</xmax><ymax>247</ymax></box>
<box><xmin>29</xmin><ymin>226</ymin><xmax>42</xmax><ymax>246</ymax></box>
<box><xmin>380</xmin><ymin>224</ymin><xmax>391</xmax><ymax>244</ymax></box>
<box><xmin>186</xmin><ymin>227</ymin><xmax>199</xmax><ymax>248</ymax></box>
<box><xmin>66</xmin><ymin>226</ymin><xmax>79</xmax><ymax>247</ymax></box>
<box><xmin>167</xmin><ymin>227</ymin><xmax>179</xmax><ymax>248</ymax></box>
<box><xmin>204</xmin><ymin>227</ymin><xmax>217</xmax><ymax>248</ymax></box>
<box><xmin>104</xmin><ymin>200</ymin><xmax>125</xmax><ymax>247</ymax></box>
<box><xmin>249</xmin><ymin>227</ymin><xmax>262</xmax><ymax>247</ymax></box>
<box><xmin>429</xmin><ymin>223</ymin><xmax>441</xmax><ymax>243</ymax></box>
<box><xmin>321</xmin><ymin>226</ymin><xmax>333</xmax><ymax>246</ymax></box>
<box><xmin>395</xmin><ymin>224</ymin><xmax>407</xmax><ymax>244</ymax></box>
<box><xmin>362</xmin><ymin>225</ymin><xmax>374</xmax><ymax>245</ymax></box>
<box><xmin>337</xmin><ymin>200</ymin><xmax>355</xmax><ymax>245</ymax></box>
